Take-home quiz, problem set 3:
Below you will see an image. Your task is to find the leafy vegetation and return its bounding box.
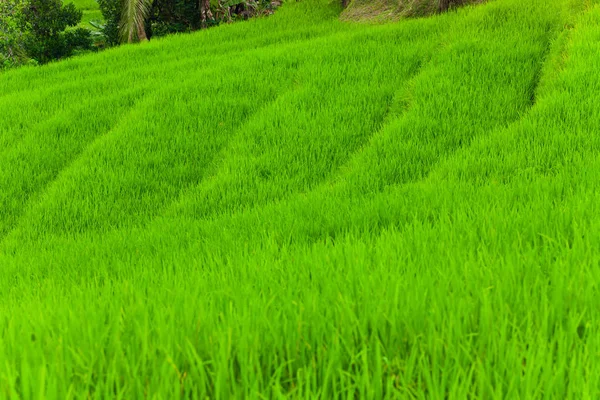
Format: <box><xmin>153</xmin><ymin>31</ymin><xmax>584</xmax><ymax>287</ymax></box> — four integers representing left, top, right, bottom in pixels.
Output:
<box><xmin>96</xmin><ymin>0</ymin><xmax>281</xmax><ymax>45</ymax></box>
<box><xmin>1</xmin><ymin>0</ymin><xmax>600</xmax><ymax>397</ymax></box>
<box><xmin>1</xmin><ymin>0</ymin><xmax>279</xmax><ymax>68</ymax></box>
<box><xmin>0</xmin><ymin>0</ymin><xmax>93</xmax><ymax>68</ymax></box>
<box><xmin>0</xmin><ymin>0</ymin><xmax>27</xmax><ymax>68</ymax></box>
<box><xmin>66</xmin><ymin>0</ymin><xmax>104</xmax><ymax>28</ymax></box>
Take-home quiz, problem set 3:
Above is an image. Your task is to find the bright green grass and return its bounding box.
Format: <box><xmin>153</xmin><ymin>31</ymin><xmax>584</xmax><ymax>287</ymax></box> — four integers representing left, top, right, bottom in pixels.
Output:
<box><xmin>2</xmin><ymin>0</ymin><xmax>600</xmax><ymax>397</ymax></box>
<box><xmin>66</xmin><ymin>0</ymin><xmax>103</xmax><ymax>27</ymax></box>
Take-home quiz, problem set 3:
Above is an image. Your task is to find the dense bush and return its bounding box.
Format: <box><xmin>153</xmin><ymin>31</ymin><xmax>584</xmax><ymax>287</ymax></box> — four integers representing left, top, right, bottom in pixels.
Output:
<box><xmin>96</xmin><ymin>0</ymin><xmax>121</xmax><ymax>45</ymax></box>
<box><xmin>0</xmin><ymin>0</ymin><xmax>27</xmax><ymax>68</ymax></box>
<box><xmin>21</xmin><ymin>0</ymin><xmax>93</xmax><ymax>63</ymax></box>
<box><xmin>150</xmin><ymin>0</ymin><xmax>204</xmax><ymax>35</ymax></box>
<box><xmin>0</xmin><ymin>0</ymin><xmax>93</xmax><ymax>68</ymax></box>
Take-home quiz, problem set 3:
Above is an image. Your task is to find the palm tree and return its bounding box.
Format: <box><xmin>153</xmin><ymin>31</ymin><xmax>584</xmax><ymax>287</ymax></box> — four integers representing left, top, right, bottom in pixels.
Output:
<box><xmin>120</xmin><ymin>0</ymin><xmax>153</xmax><ymax>43</ymax></box>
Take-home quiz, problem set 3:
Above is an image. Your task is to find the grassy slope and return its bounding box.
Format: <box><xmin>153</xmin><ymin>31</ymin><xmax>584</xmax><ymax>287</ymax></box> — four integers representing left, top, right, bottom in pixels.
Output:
<box><xmin>2</xmin><ymin>0</ymin><xmax>600</xmax><ymax>397</ymax></box>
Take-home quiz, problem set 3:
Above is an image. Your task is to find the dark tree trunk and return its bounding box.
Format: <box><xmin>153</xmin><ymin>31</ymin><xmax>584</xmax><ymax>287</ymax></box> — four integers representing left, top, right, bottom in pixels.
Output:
<box><xmin>200</xmin><ymin>0</ymin><xmax>213</xmax><ymax>27</ymax></box>
<box><xmin>137</xmin><ymin>23</ymin><xmax>148</xmax><ymax>41</ymax></box>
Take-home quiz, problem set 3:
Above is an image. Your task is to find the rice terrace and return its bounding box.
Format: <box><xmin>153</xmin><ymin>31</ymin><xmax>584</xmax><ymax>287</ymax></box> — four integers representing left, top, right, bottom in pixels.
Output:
<box><xmin>1</xmin><ymin>0</ymin><xmax>600</xmax><ymax>397</ymax></box>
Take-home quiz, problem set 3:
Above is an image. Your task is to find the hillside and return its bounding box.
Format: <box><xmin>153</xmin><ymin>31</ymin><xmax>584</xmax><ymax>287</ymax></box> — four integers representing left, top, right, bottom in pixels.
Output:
<box><xmin>1</xmin><ymin>0</ymin><xmax>600</xmax><ymax>397</ymax></box>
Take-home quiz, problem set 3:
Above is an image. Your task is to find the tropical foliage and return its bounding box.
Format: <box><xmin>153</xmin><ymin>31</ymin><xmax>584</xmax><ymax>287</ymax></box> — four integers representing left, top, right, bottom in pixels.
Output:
<box><xmin>120</xmin><ymin>0</ymin><xmax>154</xmax><ymax>42</ymax></box>
<box><xmin>0</xmin><ymin>0</ymin><xmax>93</xmax><ymax>68</ymax></box>
<box><xmin>98</xmin><ymin>0</ymin><xmax>279</xmax><ymax>44</ymax></box>
<box><xmin>0</xmin><ymin>0</ymin><xmax>28</xmax><ymax>68</ymax></box>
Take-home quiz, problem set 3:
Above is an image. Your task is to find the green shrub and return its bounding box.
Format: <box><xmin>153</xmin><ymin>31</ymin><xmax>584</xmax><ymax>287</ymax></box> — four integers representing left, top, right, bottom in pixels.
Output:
<box><xmin>96</xmin><ymin>0</ymin><xmax>121</xmax><ymax>45</ymax></box>
<box><xmin>1</xmin><ymin>0</ymin><xmax>94</xmax><ymax>67</ymax></box>
<box><xmin>0</xmin><ymin>0</ymin><xmax>28</xmax><ymax>68</ymax></box>
<box><xmin>20</xmin><ymin>0</ymin><xmax>93</xmax><ymax>63</ymax></box>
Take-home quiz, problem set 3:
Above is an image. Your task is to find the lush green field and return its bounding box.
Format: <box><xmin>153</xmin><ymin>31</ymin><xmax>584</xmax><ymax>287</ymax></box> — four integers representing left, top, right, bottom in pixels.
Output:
<box><xmin>66</xmin><ymin>0</ymin><xmax>103</xmax><ymax>27</ymax></box>
<box><xmin>2</xmin><ymin>0</ymin><xmax>600</xmax><ymax>397</ymax></box>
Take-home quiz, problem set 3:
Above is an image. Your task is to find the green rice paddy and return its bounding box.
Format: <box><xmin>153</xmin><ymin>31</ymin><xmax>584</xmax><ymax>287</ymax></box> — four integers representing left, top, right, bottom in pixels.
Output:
<box><xmin>1</xmin><ymin>0</ymin><xmax>600</xmax><ymax>397</ymax></box>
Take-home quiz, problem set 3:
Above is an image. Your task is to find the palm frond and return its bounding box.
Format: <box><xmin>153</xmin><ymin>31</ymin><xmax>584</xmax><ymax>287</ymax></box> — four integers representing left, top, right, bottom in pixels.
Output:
<box><xmin>120</xmin><ymin>0</ymin><xmax>153</xmax><ymax>43</ymax></box>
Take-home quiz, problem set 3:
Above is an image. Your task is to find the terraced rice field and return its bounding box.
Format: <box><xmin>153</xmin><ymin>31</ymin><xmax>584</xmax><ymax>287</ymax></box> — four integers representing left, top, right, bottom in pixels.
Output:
<box><xmin>1</xmin><ymin>0</ymin><xmax>600</xmax><ymax>397</ymax></box>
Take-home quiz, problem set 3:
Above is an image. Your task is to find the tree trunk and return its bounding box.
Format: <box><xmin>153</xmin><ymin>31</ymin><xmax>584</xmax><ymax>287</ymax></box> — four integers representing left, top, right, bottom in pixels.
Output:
<box><xmin>200</xmin><ymin>0</ymin><xmax>213</xmax><ymax>27</ymax></box>
<box><xmin>137</xmin><ymin>22</ymin><xmax>148</xmax><ymax>41</ymax></box>
<box><xmin>439</xmin><ymin>0</ymin><xmax>450</xmax><ymax>12</ymax></box>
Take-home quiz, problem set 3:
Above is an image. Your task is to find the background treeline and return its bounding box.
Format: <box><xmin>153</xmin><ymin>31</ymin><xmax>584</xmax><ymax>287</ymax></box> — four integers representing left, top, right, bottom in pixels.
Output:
<box><xmin>97</xmin><ymin>0</ymin><xmax>279</xmax><ymax>46</ymax></box>
<box><xmin>0</xmin><ymin>0</ymin><xmax>279</xmax><ymax>70</ymax></box>
<box><xmin>1</xmin><ymin>0</ymin><xmax>478</xmax><ymax>70</ymax></box>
